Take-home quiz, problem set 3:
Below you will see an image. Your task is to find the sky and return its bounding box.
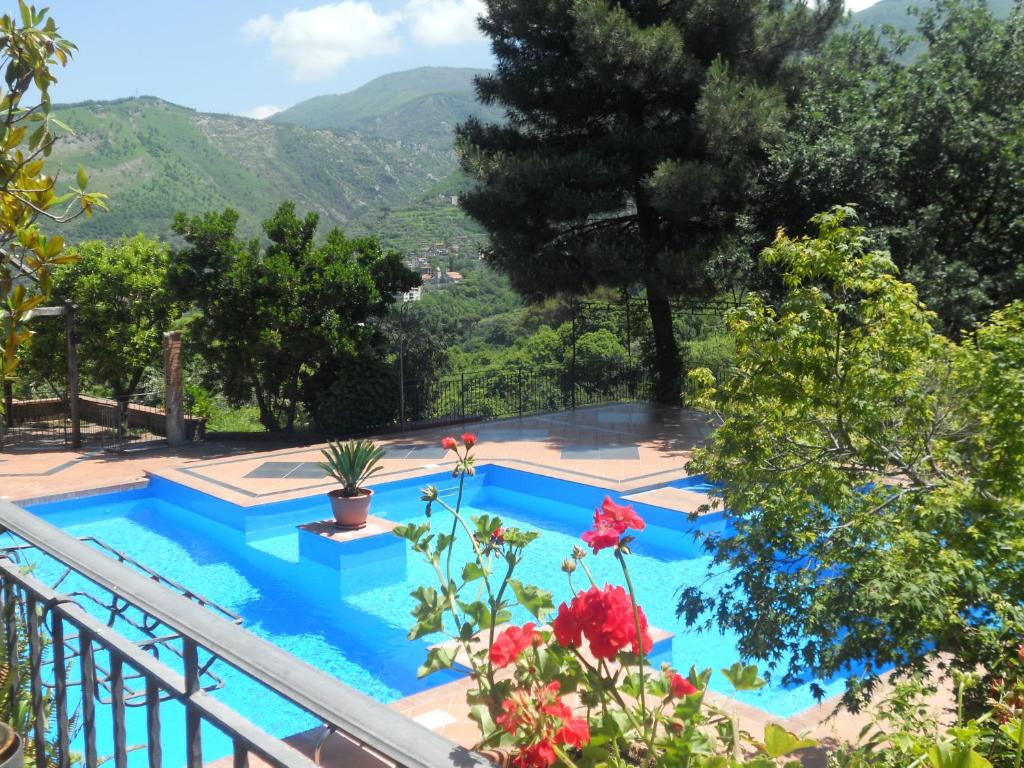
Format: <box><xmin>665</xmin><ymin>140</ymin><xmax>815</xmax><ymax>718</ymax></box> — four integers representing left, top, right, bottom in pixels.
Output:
<box><xmin>42</xmin><ymin>0</ymin><xmax>880</xmax><ymax>119</ymax></box>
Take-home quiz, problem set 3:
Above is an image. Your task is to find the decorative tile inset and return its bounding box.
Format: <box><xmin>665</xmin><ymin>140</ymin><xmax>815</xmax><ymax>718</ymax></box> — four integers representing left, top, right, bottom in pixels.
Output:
<box><xmin>385</xmin><ymin>444</ymin><xmax>446</xmax><ymax>461</ymax></box>
<box><xmin>289</xmin><ymin>463</ymin><xmax>328</xmax><ymax>479</ymax></box>
<box><xmin>244</xmin><ymin>461</ymin><xmax>304</xmax><ymax>479</ymax></box>
<box><xmin>560</xmin><ymin>444</ymin><xmax>640</xmax><ymax>460</ymax></box>
<box><xmin>244</xmin><ymin>461</ymin><xmax>326</xmax><ymax>479</ymax></box>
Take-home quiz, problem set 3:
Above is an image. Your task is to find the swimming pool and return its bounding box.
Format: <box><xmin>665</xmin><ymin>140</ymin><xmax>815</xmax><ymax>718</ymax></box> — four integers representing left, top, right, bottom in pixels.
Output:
<box><xmin>21</xmin><ymin>465</ymin><xmax>846</xmax><ymax>763</ymax></box>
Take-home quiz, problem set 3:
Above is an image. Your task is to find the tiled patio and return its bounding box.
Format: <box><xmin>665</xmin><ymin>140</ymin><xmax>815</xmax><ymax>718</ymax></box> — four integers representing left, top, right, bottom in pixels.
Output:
<box><xmin>2</xmin><ymin>403</ymin><xmax>712</xmax><ymax>505</ymax></box>
<box><xmin>0</xmin><ymin>402</ymin><xmax>951</xmax><ymax>765</ymax></box>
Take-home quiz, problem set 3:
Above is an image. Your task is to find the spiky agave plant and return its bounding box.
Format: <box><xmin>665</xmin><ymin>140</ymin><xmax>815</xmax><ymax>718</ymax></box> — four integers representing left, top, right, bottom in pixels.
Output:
<box><xmin>319</xmin><ymin>439</ymin><xmax>386</xmax><ymax>497</ymax></box>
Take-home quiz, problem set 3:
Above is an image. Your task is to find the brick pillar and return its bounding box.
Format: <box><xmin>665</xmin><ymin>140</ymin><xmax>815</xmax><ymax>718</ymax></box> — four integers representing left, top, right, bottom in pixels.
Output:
<box><xmin>163</xmin><ymin>331</ymin><xmax>186</xmax><ymax>446</ymax></box>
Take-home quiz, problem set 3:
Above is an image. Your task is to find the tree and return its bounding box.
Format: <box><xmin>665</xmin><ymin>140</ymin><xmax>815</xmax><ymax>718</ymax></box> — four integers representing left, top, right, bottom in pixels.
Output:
<box><xmin>22</xmin><ymin>236</ymin><xmax>181</xmax><ymax>400</ymax></box>
<box><xmin>457</xmin><ymin>0</ymin><xmax>842</xmax><ymax>403</ymax></box>
<box><xmin>680</xmin><ymin>208</ymin><xmax>1024</xmax><ymax>709</ymax></box>
<box><xmin>762</xmin><ymin>0</ymin><xmax>1024</xmax><ymax>332</ymax></box>
<box><xmin>170</xmin><ymin>202</ymin><xmax>419</xmax><ymax>432</ymax></box>
<box><xmin>569</xmin><ymin>329</ymin><xmax>629</xmax><ymax>382</ymax></box>
<box><xmin>0</xmin><ymin>2</ymin><xmax>104</xmax><ymax>437</ymax></box>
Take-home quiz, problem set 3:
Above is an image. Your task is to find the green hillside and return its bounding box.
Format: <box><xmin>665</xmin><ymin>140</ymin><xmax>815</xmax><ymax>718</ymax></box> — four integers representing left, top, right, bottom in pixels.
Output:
<box><xmin>270</xmin><ymin>66</ymin><xmax>502</xmax><ymax>149</ymax></box>
<box><xmin>46</xmin><ymin>69</ymin><xmax>497</xmax><ymax>248</ymax></box>
<box><xmin>850</xmin><ymin>0</ymin><xmax>1014</xmax><ymax>33</ymax></box>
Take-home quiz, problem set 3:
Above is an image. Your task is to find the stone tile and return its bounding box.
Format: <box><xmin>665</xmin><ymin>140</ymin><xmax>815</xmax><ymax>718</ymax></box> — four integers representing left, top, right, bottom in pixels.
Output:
<box><xmin>244</xmin><ymin>461</ymin><xmax>304</xmax><ymax>478</ymax></box>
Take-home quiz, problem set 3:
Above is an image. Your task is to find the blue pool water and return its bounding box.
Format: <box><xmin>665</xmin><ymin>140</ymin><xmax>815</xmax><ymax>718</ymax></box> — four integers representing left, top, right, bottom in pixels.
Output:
<box><xmin>22</xmin><ymin>466</ymin><xmax>846</xmax><ymax>763</ymax></box>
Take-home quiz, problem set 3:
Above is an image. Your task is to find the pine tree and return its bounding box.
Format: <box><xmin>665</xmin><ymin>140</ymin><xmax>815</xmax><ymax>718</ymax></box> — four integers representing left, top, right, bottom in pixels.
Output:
<box><xmin>458</xmin><ymin>0</ymin><xmax>842</xmax><ymax>403</ymax></box>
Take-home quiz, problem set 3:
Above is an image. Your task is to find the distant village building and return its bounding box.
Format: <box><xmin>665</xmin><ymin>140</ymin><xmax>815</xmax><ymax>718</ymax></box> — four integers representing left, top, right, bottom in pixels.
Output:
<box><xmin>401</xmin><ymin>286</ymin><xmax>422</xmax><ymax>302</ymax></box>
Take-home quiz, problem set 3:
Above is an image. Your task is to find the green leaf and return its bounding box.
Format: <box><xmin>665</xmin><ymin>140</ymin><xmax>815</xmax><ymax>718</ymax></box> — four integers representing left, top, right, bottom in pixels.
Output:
<box><xmin>763</xmin><ymin>723</ymin><xmax>817</xmax><ymax>758</ymax></box>
<box><xmin>999</xmin><ymin>718</ymin><xmax>1024</xmax><ymax>745</ymax></box>
<box><xmin>508</xmin><ymin>579</ymin><xmax>554</xmax><ymax>620</ymax></box>
<box><xmin>926</xmin><ymin>743</ymin><xmax>992</xmax><ymax>768</ymax></box>
<box><xmin>417</xmin><ymin>646</ymin><xmax>457</xmax><ymax>678</ymax></box>
<box><xmin>407</xmin><ymin>586</ymin><xmax>445</xmax><ymax>640</ymax></box>
<box><xmin>462</xmin><ymin>562</ymin><xmax>487</xmax><ymax>583</ymax></box>
<box><xmin>75</xmin><ymin>164</ymin><xmax>87</xmax><ymax>189</ymax></box>
<box><xmin>721</xmin><ymin>662</ymin><xmax>767</xmax><ymax>691</ymax></box>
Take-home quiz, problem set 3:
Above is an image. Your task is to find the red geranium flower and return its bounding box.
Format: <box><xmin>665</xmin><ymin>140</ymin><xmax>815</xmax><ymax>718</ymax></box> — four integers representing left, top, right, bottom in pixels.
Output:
<box><xmin>580</xmin><ymin>497</ymin><xmax>645</xmax><ymax>553</ymax></box>
<box><xmin>489</xmin><ymin>623</ymin><xmax>541</xmax><ymax>668</ymax></box>
<box><xmin>557</xmin><ymin>716</ymin><xmax>590</xmax><ymax>749</ymax></box>
<box><xmin>499</xmin><ymin>682</ymin><xmax>589</xmax><ymax>766</ymax></box>
<box><xmin>552</xmin><ymin>601</ymin><xmax>582</xmax><ymax>648</ymax></box>
<box><xmin>552</xmin><ymin>584</ymin><xmax>652</xmax><ymax>659</ymax></box>
<box><xmin>513</xmin><ymin>741</ymin><xmax>556</xmax><ymax>768</ymax></box>
<box><xmin>461</xmin><ymin>432</ymin><xmax>477</xmax><ymax>448</ymax></box>
<box><xmin>580</xmin><ymin>519</ymin><xmax>620</xmax><ymax>553</ymax></box>
<box><xmin>491</xmin><ymin>527</ymin><xmax>505</xmax><ymax>546</ymax></box>
<box><xmin>440</xmin><ymin>436</ymin><xmax>457</xmax><ymax>450</ymax></box>
<box><xmin>669</xmin><ymin>672</ymin><xmax>697</xmax><ymax>698</ymax></box>
<box><xmin>596</xmin><ymin>496</ymin><xmax>645</xmax><ymax>533</ymax></box>
<box><xmin>497</xmin><ymin>695</ymin><xmax>531</xmax><ymax>734</ymax></box>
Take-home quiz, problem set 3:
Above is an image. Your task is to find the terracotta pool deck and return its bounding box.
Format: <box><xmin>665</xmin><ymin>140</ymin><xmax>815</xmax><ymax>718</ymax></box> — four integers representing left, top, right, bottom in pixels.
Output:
<box><xmin>0</xmin><ymin>402</ymin><xmax>951</xmax><ymax>765</ymax></box>
<box><xmin>2</xmin><ymin>403</ymin><xmax>712</xmax><ymax>506</ymax></box>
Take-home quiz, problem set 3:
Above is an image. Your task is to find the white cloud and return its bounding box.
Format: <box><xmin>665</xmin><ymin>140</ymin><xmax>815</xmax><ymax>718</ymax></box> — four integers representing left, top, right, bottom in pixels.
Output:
<box><xmin>242</xmin><ymin>105</ymin><xmax>283</xmax><ymax>120</ymax></box>
<box><xmin>403</xmin><ymin>0</ymin><xmax>486</xmax><ymax>46</ymax></box>
<box><xmin>242</xmin><ymin>3</ymin><xmax>403</xmax><ymax>81</ymax></box>
<box><xmin>846</xmin><ymin>0</ymin><xmax>881</xmax><ymax>10</ymax></box>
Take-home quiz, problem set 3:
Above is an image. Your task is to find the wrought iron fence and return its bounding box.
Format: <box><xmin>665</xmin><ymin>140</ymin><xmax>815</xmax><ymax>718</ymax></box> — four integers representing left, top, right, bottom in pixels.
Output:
<box><xmin>399</xmin><ymin>363</ymin><xmax>650</xmax><ymax>431</ymax></box>
<box><xmin>1</xmin><ymin>397</ymin><xmax>72</xmax><ymax>450</ymax></box>
<box><xmin>1</xmin><ymin>393</ymin><xmax>204</xmax><ymax>453</ymax></box>
<box><xmin>0</xmin><ymin>498</ymin><xmax>490</xmax><ymax>768</ymax></box>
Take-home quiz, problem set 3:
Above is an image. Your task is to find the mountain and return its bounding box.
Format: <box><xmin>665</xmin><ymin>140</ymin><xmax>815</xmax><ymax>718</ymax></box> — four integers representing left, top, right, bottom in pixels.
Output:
<box><xmin>850</xmin><ymin>0</ymin><xmax>1014</xmax><ymax>35</ymax></box>
<box><xmin>270</xmin><ymin>67</ymin><xmax>502</xmax><ymax>150</ymax></box>
<box><xmin>46</xmin><ymin>68</ymin><xmax>498</xmax><ymax>247</ymax></box>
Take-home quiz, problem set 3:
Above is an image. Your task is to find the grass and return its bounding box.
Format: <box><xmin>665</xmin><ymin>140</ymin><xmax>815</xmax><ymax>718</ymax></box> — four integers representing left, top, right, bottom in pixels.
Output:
<box><xmin>204</xmin><ymin>404</ymin><xmax>266</xmax><ymax>433</ymax></box>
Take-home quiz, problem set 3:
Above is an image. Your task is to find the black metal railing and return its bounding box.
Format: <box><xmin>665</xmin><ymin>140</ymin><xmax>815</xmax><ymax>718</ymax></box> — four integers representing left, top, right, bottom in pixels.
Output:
<box><xmin>0</xmin><ymin>499</ymin><xmax>491</xmax><ymax>768</ymax></box>
<box><xmin>399</xmin><ymin>363</ymin><xmax>651</xmax><ymax>431</ymax></box>
<box><xmin>1</xmin><ymin>397</ymin><xmax>72</xmax><ymax>450</ymax></box>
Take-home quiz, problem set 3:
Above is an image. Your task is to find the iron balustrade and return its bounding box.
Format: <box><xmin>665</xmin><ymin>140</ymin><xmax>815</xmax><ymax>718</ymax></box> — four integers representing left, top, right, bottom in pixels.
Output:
<box><xmin>400</xmin><ymin>363</ymin><xmax>651</xmax><ymax>431</ymax></box>
<box><xmin>0</xmin><ymin>498</ymin><xmax>492</xmax><ymax>768</ymax></box>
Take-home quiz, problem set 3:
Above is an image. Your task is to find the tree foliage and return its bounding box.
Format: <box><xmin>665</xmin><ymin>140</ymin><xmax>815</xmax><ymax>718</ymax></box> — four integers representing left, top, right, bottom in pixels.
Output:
<box><xmin>762</xmin><ymin>0</ymin><xmax>1024</xmax><ymax>332</ymax></box>
<box><xmin>0</xmin><ymin>2</ymin><xmax>104</xmax><ymax>429</ymax></box>
<box><xmin>170</xmin><ymin>202</ymin><xmax>418</xmax><ymax>432</ymax></box>
<box><xmin>22</xmin><ymin>236</ymin><xmax>181</xmax><ymax>399</ymax></box>
<box><xmin>680</xmin><ymin>208</ymin><xmax>1024</xmax><ymax>709</ymax></box>
<box><xmin>458</xmin><ymin>0</ymin><xmax>842</xmax><ymax>403</ymax></box>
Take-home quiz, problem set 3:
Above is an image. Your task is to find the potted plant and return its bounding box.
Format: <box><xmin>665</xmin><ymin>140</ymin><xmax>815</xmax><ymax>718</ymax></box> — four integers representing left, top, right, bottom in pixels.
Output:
<box><xmin>319</xmin><ymin>439</ymin><xmax>386</xmax><ymax>528</ymax></box>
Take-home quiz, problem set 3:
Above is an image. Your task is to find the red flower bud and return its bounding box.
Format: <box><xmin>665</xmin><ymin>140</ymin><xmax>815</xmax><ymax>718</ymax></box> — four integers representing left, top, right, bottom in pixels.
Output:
<box><xmin>461</xmin><ymin>432</ymin><xmax>477</xmax><ymax>448</ymax></box>
<box><xmin>440</xmin><ymin>436</ymin><xmax>457</xmax><ymax>451</ymax></box>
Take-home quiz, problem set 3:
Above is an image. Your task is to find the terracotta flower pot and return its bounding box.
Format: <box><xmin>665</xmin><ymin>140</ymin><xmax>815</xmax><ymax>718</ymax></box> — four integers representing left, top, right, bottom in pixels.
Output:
<box><xmin>328</xmin><ymin>488</ymin><xmax>372</xmax><ymax>528</ymax></box>
<box><xmin>0</xmin><ymin>723</ymin><xmax>22</xmax><ymax>768</ymax></box>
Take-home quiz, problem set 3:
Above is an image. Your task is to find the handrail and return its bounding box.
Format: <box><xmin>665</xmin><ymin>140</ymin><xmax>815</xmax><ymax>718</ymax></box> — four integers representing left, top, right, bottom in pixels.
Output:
<box><xmin>0</xmin><ymin>498</ymin><xmax>492</xmax><ymax>768</ymax></box>
<box><xmin>0</xmin><ymin>557</ymin><xmax>313</xmax><ymax>768</ymax></box>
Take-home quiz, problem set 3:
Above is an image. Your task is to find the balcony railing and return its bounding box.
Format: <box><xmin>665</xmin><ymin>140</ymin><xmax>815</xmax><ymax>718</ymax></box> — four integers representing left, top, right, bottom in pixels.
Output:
<box><xmin>0</xmin><ymin>498</ymin><xmax>491</xmax><ymax>768</ymax></box>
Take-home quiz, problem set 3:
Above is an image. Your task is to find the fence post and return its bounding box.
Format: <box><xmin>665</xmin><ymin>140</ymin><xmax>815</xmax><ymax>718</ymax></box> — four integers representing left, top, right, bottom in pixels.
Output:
<box><xmin>163</xmin><ymin>331</ymin><xmax>186</xmax><ymax>446</ymax></box>
<box><xmin>570</xmin><ymin>297</ymin><xmax>577</xmax><ymax>410</ymax></box>
<box><xmin>2</xmin><ymin>380</ymin><xmax>11</xmax><ymax>429</ymax></box>
<box><xmin>517</xmin><ymin>367</ymin><xmax>523</xmax><ymax>419</ymax></box>
<box><xmin>398</xmin><ymin>348</ymin><xmax>406</xmax><ymax>433</ymax></box>
<box><xmin>65</xmin><ymin>302</ymin><xmax>81</xmax><ymax>449</ymax></box>
<box><xmin>460</xmin><ymin>372</ymin><xmax>466</xmax><ymax>422</ymax></box>
<box><xmin>624</xmin><ymin>292</ymin><xmax>632</xmax><ymax>366</ymax></box>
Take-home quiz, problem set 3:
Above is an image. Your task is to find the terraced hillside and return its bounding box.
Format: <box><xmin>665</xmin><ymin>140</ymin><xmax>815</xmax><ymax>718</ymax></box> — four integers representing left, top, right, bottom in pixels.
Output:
<box><xmin>47</xmin><ymin>68</ymin><xmax>498</xmax><ymax>247</ymax></box>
